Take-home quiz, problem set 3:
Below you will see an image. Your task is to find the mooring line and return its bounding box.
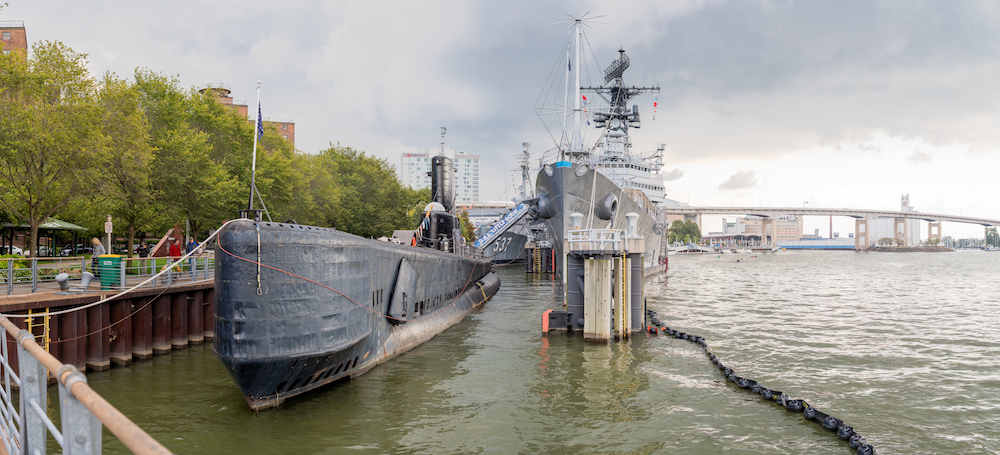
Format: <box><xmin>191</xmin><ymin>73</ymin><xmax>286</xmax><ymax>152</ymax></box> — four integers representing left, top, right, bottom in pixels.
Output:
<box><xmin>645</xmin><ymin>309</ymin><xmax>877</xmax><ymax>455</ymax></box>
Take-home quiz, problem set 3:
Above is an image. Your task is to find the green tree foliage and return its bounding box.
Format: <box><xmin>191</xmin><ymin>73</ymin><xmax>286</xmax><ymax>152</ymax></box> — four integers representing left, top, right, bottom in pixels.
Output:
<box><xmin>667</xmin><ymin>219</ymin><xmax>702</xmax><ymax>244</ymax></box>
<box><xmin>133</xmin><ymin>69</ymin><xmax>243</xmax><ymax>238</ymax></box>
<box><xmin>310</xmin><ymin>145</ymin><xmax>425</xmax><ymax>238</ymax></box>
<box><xmin>97</xmin><ymin>73</ymin><xmax>156</xmax><ymax>256</ymax></box>
<box><xmin>458</xmin><ymin>210</ymin><xmax>476</xmax><ymax>243</ymax></box>
<box><xmin>2</xmin><ymin>41</ymin><xmax>429</xmax><ymax>247</ymax></box>
<box><xmin>0</xmin><ymin>41</ymin><xmax>107</xmax><ymax>257</ymax></box>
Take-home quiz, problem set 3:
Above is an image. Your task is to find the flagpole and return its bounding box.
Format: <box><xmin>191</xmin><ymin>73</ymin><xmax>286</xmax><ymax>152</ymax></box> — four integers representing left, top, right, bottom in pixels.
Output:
<box><xmin>248</xmin><ymin>81</ymin><xmax>261</xmax><ymax>211</ymax></box>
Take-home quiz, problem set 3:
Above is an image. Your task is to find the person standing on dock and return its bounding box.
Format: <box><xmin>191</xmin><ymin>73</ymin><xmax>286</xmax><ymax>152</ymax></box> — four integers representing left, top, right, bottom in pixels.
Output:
<box><xmin>169</xmin><ymin>238</ymin><xmax>182</xmax><ymax>273</ymax></box>
<box><xmin>91</xmin><ymin>237</ymin><xmax>105</xmax><ymax>277</ymax></box>
<box><xmin>186</xmin><ymin>237</ymin><xmax>198</xmax><ymax>272</ymax></box>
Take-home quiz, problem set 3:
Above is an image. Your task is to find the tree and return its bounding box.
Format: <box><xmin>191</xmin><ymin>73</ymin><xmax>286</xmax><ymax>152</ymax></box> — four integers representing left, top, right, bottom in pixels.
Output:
<box><xmin>458</xmin><ymin>210</ymin><xmax>476</xmax><ymax>243</ymax></box>
<box><xmin>311</xmin><ymin>145</ymin><xmax>419</xmax><ymax>238</ymax></box>
<box><xmin>0</xmin><ymin>41</ymin><xmax>107</xmax><ymax>257</ymax></box>
<box><xmin>877</xmin><ymin>237</ymin><xmax>892</xmax><ymax>247</ymax></box>
<box><xmin>97</xmin><ymin>73</ymin><xmax>157</xmax><ymax>256</ymax></box>
<box><xmin>134</xmin><ymin>69</ymin><xmax>243</xmax><ymax>239</ymax></box>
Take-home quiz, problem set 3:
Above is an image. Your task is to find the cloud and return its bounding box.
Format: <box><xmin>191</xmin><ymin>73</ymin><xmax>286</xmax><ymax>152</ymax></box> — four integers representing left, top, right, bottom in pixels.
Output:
<box><xmin>662</xmin><ymin>168</ymin><xmax>684</xmax><ymax>181</ymax></box>
<box><xmin>718</xmin><ymin>170</ymin><xmax>758</xmax><ymax>190</ymax></box>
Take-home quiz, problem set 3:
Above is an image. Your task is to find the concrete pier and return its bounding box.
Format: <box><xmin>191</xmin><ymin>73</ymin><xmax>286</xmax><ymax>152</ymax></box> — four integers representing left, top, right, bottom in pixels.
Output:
<box><xmin>559</xmin><ymin>212</ymin><xmax>647</xmax><ymax>343</ymax></box>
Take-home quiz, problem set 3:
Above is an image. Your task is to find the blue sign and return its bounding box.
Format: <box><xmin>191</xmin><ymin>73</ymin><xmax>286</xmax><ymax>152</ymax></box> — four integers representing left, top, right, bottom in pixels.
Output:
<box><xmin>472</xmin><ymin>202</ymin><xmax>530</xmax><ymax>249</ymax></box>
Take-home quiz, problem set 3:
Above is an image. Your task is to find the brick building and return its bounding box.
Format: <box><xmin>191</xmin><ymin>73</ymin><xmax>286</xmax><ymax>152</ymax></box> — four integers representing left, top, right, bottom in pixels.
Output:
<box><xmin>0</xmin><ymin>20</ymin><xmax>28</xmax><ymax>57</ymax></box>
<box><xmin>198</xmin><ymin>84</ymin><xmax>295</xmax><ymax>146</ymax></box>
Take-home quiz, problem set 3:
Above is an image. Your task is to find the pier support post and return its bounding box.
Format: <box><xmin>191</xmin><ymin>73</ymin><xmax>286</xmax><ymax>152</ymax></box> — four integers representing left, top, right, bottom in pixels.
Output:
<box><xmin>133</xmin><ymin>297</ymin><xmax>153</xmax><ymax>359</ymax></box>
<box><xmin>612</xmin><ymin>255</ymin><xmax>630</xmax><ymax>339</ymax></box>
<box><xmin>629</xmin><ymin>252</ymin><xmax>643</xmax><ymax>332</ymax></box>
<box><xmin>57</xmin><ymin>312</ymin><xmax>86</xmax><ymax>370</ymax></box>
<box><xmin>624</xmin><ymin>213</ymin><xmax>645</xmax><ymax>333</ymax></box>
<box><xmin>203</xmin><ymin>287</ymin><xmax>215</xmax><ymax>340</ymax></box>
<box><xmin>85</xmin><ymin>304</ymin><xmax>110</xmax><ymax>372</ymax></box>
<box><xmin>110</xmin><ymin>299</ymin><xmax>132</xmax><ymax>365</ymax></box>
<box><xmin>170</xmin><ymin>293</ymin><xmax>189</xmax><ymax>349</ymax></box>
<box><xmin>566</xmin><ymin>255</ymin><xmax>585</xmax><ymax>331</ymax></box>
<box><xmin>152</xmin><ymin>294</ymin><xmax>171</xmax><ymax>355</ymax></box>
<box><xmin>583</xmin><ymin>257</ymin><xmax>612</xmax><ymax>343</ymax></box>
<box><xmin>188</xmin><ymin>291</ymin><xmax>204</xmax><ymax>345</ymax></box>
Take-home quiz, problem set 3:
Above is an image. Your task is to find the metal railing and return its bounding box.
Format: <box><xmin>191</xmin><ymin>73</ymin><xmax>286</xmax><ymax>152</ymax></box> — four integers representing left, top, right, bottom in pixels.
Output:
<box><xmin>1</xmin><ymin>255</ymin><xmax>214</xmax><ymax>296</ymax></box>
<box><xmin>0</xmin><ymin>318</ymin><xmax>171</xmax><ymax>455</ymax></box>
<box><xmin>568</xmin><ymin>229</ymin><xmax>623</xmax><ymax>254</ymax></box>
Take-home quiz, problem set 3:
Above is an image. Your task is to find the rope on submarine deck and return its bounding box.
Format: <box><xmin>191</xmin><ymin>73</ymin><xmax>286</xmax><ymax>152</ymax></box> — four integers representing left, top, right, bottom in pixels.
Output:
<box><xmin>645</xmin><ymin>309</ymin><xmax>878</xmax><ymax>455</ymax></box>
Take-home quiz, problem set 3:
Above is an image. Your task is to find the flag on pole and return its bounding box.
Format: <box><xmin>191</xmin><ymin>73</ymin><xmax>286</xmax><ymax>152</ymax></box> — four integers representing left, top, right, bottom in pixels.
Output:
<box><xmin>256</xmin><ymin>102</ymin><xmax>264</xmax><ymax>139</ymax></box>
<box><xmin>653</xmin><ymin>96</ymin><xmax>658</xmax><ymax>120</ymax></box>
<box><xmin>568</xmin><ymin>57</ymin><xmax>571</xmax><ymax>71</ymax></box>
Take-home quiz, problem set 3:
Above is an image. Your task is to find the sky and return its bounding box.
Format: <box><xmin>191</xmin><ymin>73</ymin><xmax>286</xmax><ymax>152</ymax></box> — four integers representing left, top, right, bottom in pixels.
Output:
<box><xmin>6</xmin><ymin>0</ymin><xmax>1000</xmax><ymax>239</ymax></box>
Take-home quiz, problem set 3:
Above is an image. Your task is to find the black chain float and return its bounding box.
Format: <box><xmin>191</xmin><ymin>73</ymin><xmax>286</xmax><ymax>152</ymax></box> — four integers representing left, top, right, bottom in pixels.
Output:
<box><xmin>645</xmin><ymin>309</ymin><xmax>877</xmax><ymax>455</ymax></box>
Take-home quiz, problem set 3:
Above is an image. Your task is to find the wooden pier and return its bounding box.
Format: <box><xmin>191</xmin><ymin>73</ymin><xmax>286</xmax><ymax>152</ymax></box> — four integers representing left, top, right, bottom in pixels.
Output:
<box><xmin>1</xmin><ymin>282</ymin><xmax>214</xmax><ymax>378</ymax></box>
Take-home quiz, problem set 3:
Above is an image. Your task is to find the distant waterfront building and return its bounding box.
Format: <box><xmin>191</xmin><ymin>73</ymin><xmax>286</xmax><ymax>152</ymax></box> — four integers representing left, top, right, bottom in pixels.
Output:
<box><xmin>400</xmin><ymin>149</ymin><xmax>480</xmax><ymax>204</ymax></box>
<box><xmin>0</xmin><ymin>20</ymin><xmax>27</xmax><ymax>58</ymax></box>
<box><xmin>721</xmin><ymin>217</ymin><xmax>746</xmax><ymax>235</ymax></box>
<box><xmin>738</xmin><ymin>215</ymin><xmax>803</xmax><ymax>243</ymax></box>
<box><xmin>198</xmin><ymin>84</ymin><xmax>295</xmax><ymax>147</ymax></box>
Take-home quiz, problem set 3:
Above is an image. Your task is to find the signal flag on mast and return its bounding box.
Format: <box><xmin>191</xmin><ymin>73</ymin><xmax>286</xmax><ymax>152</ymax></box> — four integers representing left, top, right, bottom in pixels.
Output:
<box><xmin>257</xmin><ymin>103</ymin><xmax>264</xmax><ymax>139</ymax></box>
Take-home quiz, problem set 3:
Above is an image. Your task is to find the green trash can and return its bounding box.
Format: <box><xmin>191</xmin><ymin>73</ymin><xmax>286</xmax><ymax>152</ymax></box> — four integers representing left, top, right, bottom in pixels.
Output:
<box><xmin>98</xmin><ymin>254</ymin><xmax>123</xmax><ymax>290</ymax></box>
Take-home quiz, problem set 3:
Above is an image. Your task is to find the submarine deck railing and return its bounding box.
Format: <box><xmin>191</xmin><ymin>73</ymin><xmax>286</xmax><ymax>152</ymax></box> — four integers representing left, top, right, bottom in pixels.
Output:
<box><xmin>1</xmin><ymin>254</ymin><xmax>215</xmax><ymax>296</ymax></box>
<box><xmin>0</xmin><ymin>317</ymin><xmax>172</xmax><ymax>455</ymax></box>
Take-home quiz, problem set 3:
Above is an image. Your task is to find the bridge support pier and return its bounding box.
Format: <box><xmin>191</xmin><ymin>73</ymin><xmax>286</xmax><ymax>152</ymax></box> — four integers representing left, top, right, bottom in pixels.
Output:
<box><xmin>894</xmin><ymin>218</ymin><xmax>909</xmax><ymax>247</ymax></box>
<box><xmin>855</xmin><ymin>219</ymin><xmax>869</xmax><ymax>250</ymax></box>
<box><xmin>928</xmin><ymin>222</ymin><xmax>942</xmax><ymax>245</ymax></box>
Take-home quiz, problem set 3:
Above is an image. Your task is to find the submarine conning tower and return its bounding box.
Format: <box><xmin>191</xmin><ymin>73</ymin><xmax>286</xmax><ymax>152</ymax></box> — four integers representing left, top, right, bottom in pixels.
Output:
<box><xmin>417</xmin><ymin>156</ymin><xmax>460</xmax><ymax>252</ymax></box>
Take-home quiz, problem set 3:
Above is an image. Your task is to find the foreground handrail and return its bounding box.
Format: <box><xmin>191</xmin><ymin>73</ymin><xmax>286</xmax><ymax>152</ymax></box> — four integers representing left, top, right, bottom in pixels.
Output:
<box><xmin>0</xmin><ymin>317</ymin><xmax>172</xmax><ymax>455</ymax></box>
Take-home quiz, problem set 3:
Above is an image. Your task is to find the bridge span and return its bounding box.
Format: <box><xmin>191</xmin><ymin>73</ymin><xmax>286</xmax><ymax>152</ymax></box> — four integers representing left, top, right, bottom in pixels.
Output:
<box><xmin>659</xmin><ymin>206</ymin><xmax>1000</xmax><ymax>226</ymax></box>
<box><xmin>659</xmin><ymin>206</ymin><xmax>1000</xmax><ymax>249</ymax></box>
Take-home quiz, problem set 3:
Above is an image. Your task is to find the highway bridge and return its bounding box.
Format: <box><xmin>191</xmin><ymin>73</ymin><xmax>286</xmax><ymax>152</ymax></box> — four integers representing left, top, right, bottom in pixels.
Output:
<box><xmin>659</xmin><ymin>206</ymin><xmax>1000</xmax><ymax>249</ymax></box>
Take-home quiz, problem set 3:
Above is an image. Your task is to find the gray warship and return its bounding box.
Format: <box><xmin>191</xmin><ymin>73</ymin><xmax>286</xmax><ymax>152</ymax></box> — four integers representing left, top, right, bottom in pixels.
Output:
<box><xmin>533</xmin><ymin>18</ymin><xmax>667</xmax><ymax>277</ymax></box>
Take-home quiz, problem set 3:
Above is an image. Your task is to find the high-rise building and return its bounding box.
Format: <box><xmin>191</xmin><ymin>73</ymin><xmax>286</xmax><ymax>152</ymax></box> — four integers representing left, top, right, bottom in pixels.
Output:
<box><xmin>400</xmin><ymin>149</ymin><xmax>479</xmax><ymax>204</ymax></box>
<box><xmin>0</xmin><ymin>20</ymin><xmax>28</xmax><ymax>58</ymax></box>
<box><xmin>198</xmin><ymin>84</ymin><xmax>295</xmax><ymax>146</ymax></box>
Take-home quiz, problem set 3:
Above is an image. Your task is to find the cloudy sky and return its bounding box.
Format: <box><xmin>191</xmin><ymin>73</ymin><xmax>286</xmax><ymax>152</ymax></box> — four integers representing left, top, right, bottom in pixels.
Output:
<box><xmin>8</xmin><ymin>0</ymin><xmax>1000</xmax><ymax>238</ymax></box>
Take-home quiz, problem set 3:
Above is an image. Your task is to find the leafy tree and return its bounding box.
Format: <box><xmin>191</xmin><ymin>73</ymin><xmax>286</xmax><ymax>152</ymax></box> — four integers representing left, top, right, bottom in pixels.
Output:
<box><xmin>312</xmin><ymin>145</ymin><xmax>419</xmax><ymax>238</ymax></box>
<box><xmin>0</xmin><ymin>41</ymin><xmax>107</xmax><ymax>257</ymax></box>
<box><xmin>97</xmin><ymin>73</ymin><xmax>157</xmax><ymax>256</ymax></box>
<box><xmin>133</xmin><ymin>69</ymin><xmax>242</xmax><ymax>239</ymax></box>
<box><xmin>668</xmin><ymin>219</ymin><xmax>701</xmax><ymax>244</ymax></box>
<box><xmin>458</xmin><ymin>210</ymin><xmax>476</xmax><ymax>243</ymax></box>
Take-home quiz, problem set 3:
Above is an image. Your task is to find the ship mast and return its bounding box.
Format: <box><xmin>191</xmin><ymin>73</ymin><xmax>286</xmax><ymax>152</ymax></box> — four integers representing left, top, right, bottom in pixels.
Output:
<box><xmin>570</xmin><ymin>19</ymin><xmax>583</xmax><ymax>155</ymax></box>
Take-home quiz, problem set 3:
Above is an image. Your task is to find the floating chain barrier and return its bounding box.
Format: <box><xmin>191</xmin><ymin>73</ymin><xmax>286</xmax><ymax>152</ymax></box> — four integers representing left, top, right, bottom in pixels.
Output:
<box><xmin>645</xmin><ymin>309</ymin><xmax>877</xmax><ymax>455</ymax></box>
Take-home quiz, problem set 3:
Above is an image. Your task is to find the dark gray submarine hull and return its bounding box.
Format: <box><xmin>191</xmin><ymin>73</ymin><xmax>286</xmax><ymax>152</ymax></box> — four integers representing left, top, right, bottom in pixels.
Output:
<box><xmin>213</xmin><ymin>219</ymin><xmax>499</xmax><ymax>410</ymax></box>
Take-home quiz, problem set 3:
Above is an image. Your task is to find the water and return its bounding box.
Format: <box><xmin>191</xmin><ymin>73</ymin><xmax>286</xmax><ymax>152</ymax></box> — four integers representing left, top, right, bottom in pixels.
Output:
<box><xmin>85</xmin><ymin>251</ymin><xmax>1000</xmax><ymax>454</ymax></box>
